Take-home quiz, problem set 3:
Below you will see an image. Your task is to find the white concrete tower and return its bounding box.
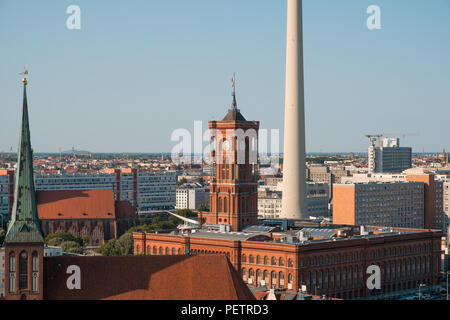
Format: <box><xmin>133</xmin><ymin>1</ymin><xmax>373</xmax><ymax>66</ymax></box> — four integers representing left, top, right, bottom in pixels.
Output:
<box><xmin>281</xmin><ymin>0</ymin><xmax>307</xmax><ymax>219</ymax></box>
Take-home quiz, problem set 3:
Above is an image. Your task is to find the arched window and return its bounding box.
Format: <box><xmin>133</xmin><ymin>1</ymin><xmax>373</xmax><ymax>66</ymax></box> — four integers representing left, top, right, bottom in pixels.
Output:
<box><xmin>172</xmin><ymin>248</ymin><xmax>176</xmax><ymax>255</ymax></box>
<box><xmin>153</xmin><ymin>246</ymin><xmax>157</xmax><ymax>255</ymax></box>
<box><xmin>159</xmin><ymin>247</ymin><xmax>163</xmax><ymax>255</ymax></box>
<box><xmin>136</xmin><ymin>245</ymin><xmax>141</xmax><ymax>254</ymax></box>
<box><xmin>257</xmin><ymin>256</ymin><xmax>261</xmax><ymax>265</ymax></box>
<box><xmin>219</xmin><ymin>198</ymin><xmax>222</xmax><ymax>213</ymax></box>
<box><xmin>242</xmin><ymin>268</ymin><xmax>247</xmax><ymax>281</ymax></box>
<box><xmin>178</xmin><ymin>248</ymin><xmax>182</xmax><ymax>255</ymax></box>
<box><xmin>264</xmin><ymin>270</ymin><xmax>269</xmax><ymax>283</ymax></box>
<box><xmin>288</xmin><ymin>259</ymin><xmax>293</xmax><ymax>268</ymax></box>
<box><xmin>224</xmin><ymin>198</ymin><xmax>228</xmax><ymax>213</ymax></box>
<box><xmin>271</xmin><ymin>271</ymin><xmax>277</xmax><ymax>289</ymax></box>
<box><xmin>249</xmin><ymin>269</ymin><xmax>254</xmax><ymax>283</ymax></box>
<box><xmin>264</xmin><ymin>256</ymin><xmax>269</xmax><ymax>265</ymax></box>
<box><xmin>279</xmin><ymin>272</ymin><xmax>285</xmax><ymax>288</ymax></box>
<box><xmin>288</xmin><ymin>273</ymin><xmax>294</xmax><ymax>287</ymax></box>
<box><xmin>165</xmin><ymin>247</ymin><xmax>170</xmax><ymax>255</ymax></box>
<box><xmin>257</xmin><ymin>270</ymin><xmax>262</xmax><ymax>286</ymax></box>
<box><xmin>249</xmin><ymin>255</ymin><xmax>254</xmax><ymax>264</ymax></box>
<box><xmin>9</xmin><ymin>252</ymin><xmax>16</xmax><ymax>293</ymax></box>
<box><xmin>279</xmin><ymin>258</ymin><xmax>285</xmax><ymax>266</ymax></box>
<box><xmin>19</xmin><ymin>251</ymin><xmax>28</xmax><ymax>290</ymax></box>
<box><xmin>271</xmin><ymin>257</ymin><xmax>276</xmax><ymax>266</ymax></box>
<box><xmin>330</xmin><ymin>269</ymin><xmax>335</xmax><ymax>288</ymax></box>
<box><xmin>242</xmin><ymin>254</ymin><xmax>247</xmax><ymax>263</ymax></box>
<box><xmin>32</xmin><ymin>252</ymin><xmax>38</xmax><ymax>293</ymax></box>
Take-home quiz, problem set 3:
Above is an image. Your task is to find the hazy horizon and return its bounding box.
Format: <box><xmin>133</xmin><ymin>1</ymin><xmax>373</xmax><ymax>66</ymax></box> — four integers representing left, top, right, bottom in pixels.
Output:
<box><xmin>1</xmin><ymin>0</ymin><xmax>449</xmax><ymax>154</ymax></box>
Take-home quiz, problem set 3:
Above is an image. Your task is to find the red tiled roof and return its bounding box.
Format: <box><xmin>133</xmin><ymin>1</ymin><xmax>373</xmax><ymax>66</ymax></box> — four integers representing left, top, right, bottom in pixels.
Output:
<box><xmin>37</xmin><ymin>190</ymin><xmax>116</xmax><ymax>220</ymax></box>
<box><xmin>43</xmin><ymin>255</ymin><xmax>255</xmax><ymax>300</ymax></box>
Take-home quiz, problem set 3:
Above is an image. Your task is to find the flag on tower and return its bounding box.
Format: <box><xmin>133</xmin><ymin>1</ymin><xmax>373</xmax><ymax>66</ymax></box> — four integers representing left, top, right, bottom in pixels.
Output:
<box><xmin>231</xmin><ymin>74</ymin><xmax>235</xmax><ymax>88</ymax></box>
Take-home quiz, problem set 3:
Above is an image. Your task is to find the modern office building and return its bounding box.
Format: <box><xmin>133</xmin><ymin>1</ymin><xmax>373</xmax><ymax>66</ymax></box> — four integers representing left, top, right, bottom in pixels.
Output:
<box><xmin>333</xmin><ymin>181</ymin><xmax>425</xmax><ymax>228</ymax></box>
<box><xmin>333</xmin><ymin>169</ymin><xmax>445</xmax><ymax>231</ymax></box>
<box><xmin>368</xmin><ymin>138</ymin><xmax>412</xmax><ymax>173</ymax></box>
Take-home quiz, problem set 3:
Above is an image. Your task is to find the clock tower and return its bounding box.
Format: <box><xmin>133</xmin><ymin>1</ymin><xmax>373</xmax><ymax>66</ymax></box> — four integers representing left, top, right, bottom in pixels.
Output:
<box><xmin>200</xmin><ymin>78</ymin><xmax>259</xmax><ymax>231</ymax></box>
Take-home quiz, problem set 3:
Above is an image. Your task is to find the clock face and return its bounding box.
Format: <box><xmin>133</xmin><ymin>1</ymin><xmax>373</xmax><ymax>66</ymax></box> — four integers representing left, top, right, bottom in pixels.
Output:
<box><xmin>222</xmin><ymin>140</ymin><xmax>230</xmax><ymax>151</ymax></box>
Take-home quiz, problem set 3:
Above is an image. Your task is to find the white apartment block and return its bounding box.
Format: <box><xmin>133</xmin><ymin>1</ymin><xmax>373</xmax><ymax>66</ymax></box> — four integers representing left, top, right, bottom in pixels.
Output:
<box><xmin>175</xmin><ymin>187</ymin><xmax>209</xmax><ymax>211</ymax></box>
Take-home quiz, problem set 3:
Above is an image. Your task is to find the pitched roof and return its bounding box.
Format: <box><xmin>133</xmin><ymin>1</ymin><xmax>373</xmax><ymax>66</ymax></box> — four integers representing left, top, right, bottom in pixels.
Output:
<box><xmin>222</xmin><ymin>108</ymin><xmax>247</xmax><ymax>121</ymax></box>
<box><xmin>43</xmin><ymin>255</ymin><xmax>255</xmax><ymax>300</ymax></box>
<box><xmin>37</xmin><ymin>190</ymin><xmax>116</xmax><ymax>220</ymax></box>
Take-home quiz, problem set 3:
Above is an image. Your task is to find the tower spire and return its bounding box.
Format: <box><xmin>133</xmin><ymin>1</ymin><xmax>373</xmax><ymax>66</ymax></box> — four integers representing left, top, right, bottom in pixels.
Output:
<box><xmin>231</xmin><ymin>73</ymin><xmax>237</xmax><ymax>110</ymax></box>
<box><xmin>5</xmin><ymin>71</ymin><xmax>44</xmax><ymax>243</ymax></box>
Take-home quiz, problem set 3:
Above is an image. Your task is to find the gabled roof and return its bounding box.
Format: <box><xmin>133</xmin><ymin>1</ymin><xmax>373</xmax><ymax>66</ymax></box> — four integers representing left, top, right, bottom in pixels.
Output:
<box><xmin>37</xmin><ymin>190</ymin><xmax>116</xmax><ymax>220</ymax></box>
<box><xmin>43</xmin><ymin>255</ymin><xmax>255</xmax><ymax>300</ymax></box>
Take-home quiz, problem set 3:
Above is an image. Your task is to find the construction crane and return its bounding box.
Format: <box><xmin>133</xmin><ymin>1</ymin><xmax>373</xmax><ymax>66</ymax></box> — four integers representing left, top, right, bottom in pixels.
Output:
<box><xmin>365</xmin><ymin>134</ymin><xmax>383</xmax><ymax>147</ymax></box>
<box><xmin>365</xmin><ymin>133</ymin><xmax>419</xmax><ymax>147</ymax></box>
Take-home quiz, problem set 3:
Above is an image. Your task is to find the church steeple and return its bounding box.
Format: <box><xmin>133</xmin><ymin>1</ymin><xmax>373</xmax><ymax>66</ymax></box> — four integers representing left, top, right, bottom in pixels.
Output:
<box><xmin>5</xmin><ymin>73</ymin><xmax>44</xmax><ymax>244</ymax></box>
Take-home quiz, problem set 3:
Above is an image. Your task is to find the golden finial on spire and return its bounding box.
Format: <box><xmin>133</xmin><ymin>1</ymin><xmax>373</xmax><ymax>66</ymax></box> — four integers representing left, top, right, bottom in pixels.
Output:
<box><xmin>19</xmin><ymin>68</ymin><xmax>29</xmax><ymax>85</ymax></box>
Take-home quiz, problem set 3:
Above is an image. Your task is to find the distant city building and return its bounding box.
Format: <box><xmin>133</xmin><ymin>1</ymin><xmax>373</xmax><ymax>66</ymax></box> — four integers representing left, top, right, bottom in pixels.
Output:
<box><xmin>368</xmin><ymin>138</ymin><xmax>412</xmax><ymax>173</ymax></box>
<box><xmin>306</xmin><ymin>165</ymin><xmax>350</xmax><ymax>199</ymax></box>
<box><xmin>175</xmin><ymin>187</ymin><xmax>209</xmax><ymax>211</ymax></box>
<box><xmin>334</xmin><ymin>169</ymin><xmax>445</xmax><ymax>231</ymax></box>
<box><xmin>0</xmin><ymin>170</ymin><xmax>13</xmax><ymax>217</ymax></box>
<box><xmin>0</xmin><ymin>169</ymin><xmax>177</xmax><ymax>216</ymax></box>
<box><xmin>333</xmin><ymin>181</ymin><xmax>425</xmax><ymax>228</ymax></box>
<box><xmin>258</xmin><ymin>183</ymin><xmax>329</xmax><ymax>219</ymax></box>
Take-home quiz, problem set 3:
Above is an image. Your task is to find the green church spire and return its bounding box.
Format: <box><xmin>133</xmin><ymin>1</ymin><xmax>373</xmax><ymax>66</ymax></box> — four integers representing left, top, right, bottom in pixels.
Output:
<box><xmin>5</xmin><ymin>74</ymin><xmax>44</xmax><ymax>244</ymax></box>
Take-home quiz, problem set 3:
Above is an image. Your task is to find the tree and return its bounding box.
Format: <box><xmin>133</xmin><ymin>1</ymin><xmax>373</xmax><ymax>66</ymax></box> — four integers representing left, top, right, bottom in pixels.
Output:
<box><xmin>197</xmin><ymin>177</ymin><xmax>205</xmax><ymax>184</ymax></box>
<box><xmin>175</xmin><ymin>209</ymin><xmax>196</xmax><ymax>218</ymax></box>
<box><xmin>197</xmin><ymin>204</ymin><xmax>208</xmax><ymax>212</ymax></box>
<box><xmin>81</xmin><ymin>236</ymin><xmax>90</xmax><ymax>247</ymax></box>
<box><xmin>177</xmin><ymin>177</ymin><xmax>187</xmax><ymax>186</ymax></box>
<box><xmin>45</xmin><ymin>232</ymin><xmax>83</xmax><ymax>247</ymax></box>
<box><xmin>96</xmin><ymin>233</ymin><xmax>134</xmax><ymax>256</ymax></box>
<box><xmin>60</xmin><ymin>241</ymin><xmax>84</xmax><ymax>255</ymax></box>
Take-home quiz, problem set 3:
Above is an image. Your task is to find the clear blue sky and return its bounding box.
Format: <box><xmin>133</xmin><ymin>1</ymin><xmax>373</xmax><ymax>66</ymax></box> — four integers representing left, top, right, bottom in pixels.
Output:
<box><xmin>1</xmin><ymin>0</ymin><xmax>449</xmax><ymax>153</ymax></box>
